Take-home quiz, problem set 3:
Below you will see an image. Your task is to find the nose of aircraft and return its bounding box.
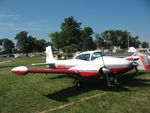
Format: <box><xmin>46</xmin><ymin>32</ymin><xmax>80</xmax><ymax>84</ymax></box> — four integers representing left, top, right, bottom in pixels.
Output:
<box><xmin>104</xmin><ymin>56</ymin><xmax>131</xmax><ymax>68</ymax></box>
<box><xmin>103</xmin><ymin>57</ymin><xmax>132</xmax><ymax>74</ymax></box>
<box><xmin>11</xmin><ymin>66</ymin><xmax>28</xmax><ymax>75</ymax></box>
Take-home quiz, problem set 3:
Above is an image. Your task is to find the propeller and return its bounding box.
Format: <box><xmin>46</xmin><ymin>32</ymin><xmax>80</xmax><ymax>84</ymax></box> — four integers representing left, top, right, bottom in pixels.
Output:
<box><xmin>131</xmin><ymin>61</ymin><xmax>139</xmax><ymax>75</ymax></box>
<box><xmin>130</xmin><ymin>52</ymin><xmax>140</xmax><ymax>75</ymax></box>
<box><xmin>101</xmin><ymin>55</ymin><xmax>112</xmax><ymax>86</ymax></box>
<box><xmin>130</xmin><ymin>53</ymin><xmax>139</xmax><ymax>75</ymax></box>
<box><xmin>101</xmin><ymin>55</ymin><xmax>120</xmax><ymax>86</ymax></box>
<box><xmin>102</xmin><ymin>67</ymin><xmax>111</xmax><ymax>86</ymax></box>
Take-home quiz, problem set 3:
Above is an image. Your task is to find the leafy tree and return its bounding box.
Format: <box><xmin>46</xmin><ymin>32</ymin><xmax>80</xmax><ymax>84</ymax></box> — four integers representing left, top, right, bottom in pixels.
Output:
<box><xmin>81</xmin><ymin>27</ymin><xmax>96</xmax><ymax>51</ymax></box>
<box><xmin>95</xmin><ymin>30</ymin><xmax>141</xmax><ymax>49</ymax></box>
<box><xmin>0</xmin><ymin>38</ymin><xmax>15</xmax><ymax>54</ymax></box>
<box><xmin>15</xmin><ymin>31</ymin><xmax>36</xmax><ymax>56</ymax></box>
<box><xmin>49</xmin><ymin>17</ymin><xmax>96</xmax><ymax>52</ymax></box>
<box><xmin>34</xmin><ymin>39</ymin><xmax>47</xmax><ymax>52</ymax></box>
<box><xmin>49</xmin><ymin>17</ymin><xmax>82</xmax><ymax>51</ymax></box>
<box><xmin>60</xmin><ymin>16</ymin><xmax>81</xmax><ymax>47</ymax></box>
<box><xmin>95</xmin><ymin>33</ymin><xmax>105</xmax><ymax>49</ymax></box>
<box><xmin>129</xmin><ymin>36</ymin><xmax>141</xmax><ymax>48</ymax></box>
<box><xmin>45</xmin><ymin>42</ymin><xmax>52</xmax><ymax>47</ymax></box>
<box><xmin>0</xmin><ymin>39</ymin><xmax>2</xmax><ymax>45</ymax></box>
<box><xmin>49</xmin><ymin>32</ymin><xmax>62</xmax><ymax>49</ymax></box>
<box><xmin>61</xmin><ymin>44</ymin><xmax>78</xmax><ymax>53</ymax></box>
<box><xmin>141</xmin><ymin>42</ymin><xmax>149</xmax><ymax>48</ymax></box>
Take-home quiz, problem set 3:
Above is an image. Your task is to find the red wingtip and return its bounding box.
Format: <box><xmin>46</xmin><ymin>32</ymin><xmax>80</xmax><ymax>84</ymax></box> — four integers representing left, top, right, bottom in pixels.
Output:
<box><xmin>11</xmin><ymin>66</ymin><xmax>28</xmax><ymax>75</ymax></box>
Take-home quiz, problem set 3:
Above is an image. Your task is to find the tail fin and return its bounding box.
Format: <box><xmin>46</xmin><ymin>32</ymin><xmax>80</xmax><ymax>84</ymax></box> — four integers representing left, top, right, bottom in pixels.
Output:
<box><xmin>46</xmin><ymin>46</ymin><xmax>56</xmax><ymax>63</ymax></box>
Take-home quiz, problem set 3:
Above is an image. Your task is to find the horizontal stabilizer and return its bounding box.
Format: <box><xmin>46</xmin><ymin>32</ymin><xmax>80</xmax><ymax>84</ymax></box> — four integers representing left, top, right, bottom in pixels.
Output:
<box><xmin>31</xmin><ymin>63</ymin><xmax>54</xmax><ymax>66</ymax></box>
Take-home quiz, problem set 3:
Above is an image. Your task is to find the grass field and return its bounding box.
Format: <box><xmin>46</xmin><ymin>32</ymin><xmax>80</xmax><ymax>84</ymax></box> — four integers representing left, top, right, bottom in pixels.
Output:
<box><xmin>0</xmin><ymin>56</ymin><xmax>150</xmax><ymax>113</ymax></box>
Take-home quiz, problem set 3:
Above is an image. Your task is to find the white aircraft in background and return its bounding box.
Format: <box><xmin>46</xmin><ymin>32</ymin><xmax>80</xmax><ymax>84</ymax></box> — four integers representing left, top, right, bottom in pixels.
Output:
<box><xmin>11</xmin><ymin>46</ymin><xmax>139</xmax><ymax>87</ymax></box>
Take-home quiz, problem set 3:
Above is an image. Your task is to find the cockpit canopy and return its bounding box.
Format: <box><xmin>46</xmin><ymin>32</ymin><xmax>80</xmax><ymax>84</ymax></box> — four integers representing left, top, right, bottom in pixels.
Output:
<box><xmin>75</xmin><ymin>51</ymin><xmax>106</xmax><ymax>61</ymax></box>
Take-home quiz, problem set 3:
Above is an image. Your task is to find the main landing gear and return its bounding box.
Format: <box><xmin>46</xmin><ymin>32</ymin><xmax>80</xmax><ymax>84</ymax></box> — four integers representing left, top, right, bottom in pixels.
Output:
<box><xmin>105</xmin><ymin>74</ymin><xmax>120</xmax><ymax>87</ymax></box>
<box><xmin>101</xmin><ymin>67</ymin><xmax>120</xmax><ymax>87</ymax></box>
<box><xmin>73</xmin><ymin>76</ymin><xmax>82</xmax><ymax>90</ymax></box>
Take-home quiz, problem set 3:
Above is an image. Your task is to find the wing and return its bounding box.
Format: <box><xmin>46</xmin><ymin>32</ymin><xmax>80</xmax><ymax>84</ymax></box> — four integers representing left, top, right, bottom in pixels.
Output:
<box><xmin>11</xmin><ymin>65</ymin><xmax>100</xmax><ymax>77</ymax></box>
<box><xmin>11</xmin><ymin>66</ymin><xmax>79</xmax><ymax>75</ymax></box>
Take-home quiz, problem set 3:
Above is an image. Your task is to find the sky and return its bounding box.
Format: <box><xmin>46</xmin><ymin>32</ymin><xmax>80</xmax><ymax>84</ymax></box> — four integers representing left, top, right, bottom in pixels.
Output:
<box><xmin>0</xmin><ymin>0</ymin><xmax>150</xmax><ymax>45</ymax></box>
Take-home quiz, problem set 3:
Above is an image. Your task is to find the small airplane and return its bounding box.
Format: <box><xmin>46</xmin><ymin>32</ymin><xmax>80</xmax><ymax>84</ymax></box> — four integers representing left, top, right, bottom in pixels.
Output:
<box><xmin>11</xmin><ymin>46</ymin><xmax>139</xmax><ymax>87</ymax></box>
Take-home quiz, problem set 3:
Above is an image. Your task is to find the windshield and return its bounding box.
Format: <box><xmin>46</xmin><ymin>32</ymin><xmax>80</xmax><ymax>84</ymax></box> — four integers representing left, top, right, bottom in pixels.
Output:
<box><xmin>91</xmin><ymin>52</ymin><xmax>106</xmax><ymax>61</ymax></box>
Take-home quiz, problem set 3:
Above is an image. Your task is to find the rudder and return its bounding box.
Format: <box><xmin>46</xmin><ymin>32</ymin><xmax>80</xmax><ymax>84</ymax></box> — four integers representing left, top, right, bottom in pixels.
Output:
<box><xmin>46</xmin><ymin>46</ymin><xmax>56</xmax><ymax>63</ymax></box>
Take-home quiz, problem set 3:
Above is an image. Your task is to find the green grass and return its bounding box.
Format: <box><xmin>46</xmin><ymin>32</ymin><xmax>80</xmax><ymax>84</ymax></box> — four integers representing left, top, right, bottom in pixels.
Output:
<box><xmin>0</xmin><ymin>56</ymin><xmax>150</xmax><ymax>113</ymax></box>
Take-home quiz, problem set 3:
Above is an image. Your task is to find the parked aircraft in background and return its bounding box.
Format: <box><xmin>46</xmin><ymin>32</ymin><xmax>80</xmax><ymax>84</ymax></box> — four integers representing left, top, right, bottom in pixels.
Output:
<box><xmin>127</xmin><ymin>47</ymin><xmax>150</xmax><ymax>70</ymax></box>
<box><xmin>11</xmin><ymin>46</ymin><xmax>139</xmax><ymax>87</ymax></box>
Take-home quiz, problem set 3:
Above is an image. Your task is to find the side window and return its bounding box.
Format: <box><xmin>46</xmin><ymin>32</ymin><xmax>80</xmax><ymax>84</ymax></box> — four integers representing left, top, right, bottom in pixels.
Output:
<box><xmin>91</xmin><ymin>52</ymin><xmax>106</xmax><ymax>61</ymax></box>
<box><xmin>76</xmin><ymin>54</ymin><xmax>90</xmax><ymax>61</ymax></box>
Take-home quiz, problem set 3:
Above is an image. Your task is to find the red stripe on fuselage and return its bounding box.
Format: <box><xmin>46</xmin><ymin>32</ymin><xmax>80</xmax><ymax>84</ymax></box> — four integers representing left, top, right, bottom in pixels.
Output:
<box><xmin>79</xmin><ymin>72</ymin><xmax>99</xmax><ymax>77</ymax></box>
<box><xmin>53</xmin><ymin>65</ymin><xmax>132</xmax><ymax>76</ymax></box>
<box><xmin>55</xmin><ymin>65</ymin><xmax>69</xmax><ymax>70</ymax></box>
<box><xmin>110</xmin><ymin>68</ymin><xmax>131</xmax><ymax>74</ymax></box>
<box><xmin>79</xmin><ymin>68</ymin><xmax>131</xmax><ymax>77</ymax></box>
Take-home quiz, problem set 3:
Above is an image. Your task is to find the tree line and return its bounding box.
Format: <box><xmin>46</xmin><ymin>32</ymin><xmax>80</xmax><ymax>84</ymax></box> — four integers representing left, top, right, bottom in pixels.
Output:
<box><xmin>0</xmin><ymin>31</ymin><xmax>50</xmax><ymax>56</ymax></box>
<box><xmin>0</xmin><ymin>16</ymin><xmax>149</xmax><ymax>55</ymax></box>
<box><xmin>49</xmin><ymin>16</ymin><xmax>149</xmax><ymax>53</ymax></box>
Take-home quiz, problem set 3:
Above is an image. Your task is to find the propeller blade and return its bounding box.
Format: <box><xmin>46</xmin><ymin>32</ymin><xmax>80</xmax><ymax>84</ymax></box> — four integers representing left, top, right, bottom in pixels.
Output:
<box><xmin>131</xmin><ymin>62</ymin><xmax>139</xmax><ymax>76</ymax></box>
<box><xmin>102</xmin><ymin>67</ymin><xmax>111</xmax><ymax>86</ymax></box>
<box><xmin>134</xmin><ymin>66</ymin><xmax>139</xmax><ymax>76</ymax></box>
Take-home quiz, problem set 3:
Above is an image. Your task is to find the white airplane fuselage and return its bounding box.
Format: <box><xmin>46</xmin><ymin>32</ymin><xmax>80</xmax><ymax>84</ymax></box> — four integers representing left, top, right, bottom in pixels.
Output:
<box><xmin>51</xmin><ymin>55</ymin><xmax>131</xmax><ymax>77</ymax></box>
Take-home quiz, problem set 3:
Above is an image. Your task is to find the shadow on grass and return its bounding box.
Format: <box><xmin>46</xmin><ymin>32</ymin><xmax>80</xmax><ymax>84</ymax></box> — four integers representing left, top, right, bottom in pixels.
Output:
<box><xmin>44</xmin><ymin>85</ymin><xmax>130</xmax><ymax>102</ymax></box>
<box><xmin>47</xmin><ymin>74</ymin><xmax>75</xmax><ymax>79</ymax></box>
<box><xmin>118</xmin><ymin>71</ymin><xmax>150</xmax><ymax>87</ymax></box>
<box><xmin>44</xmin><ymin>71</ymin><xmax>150</xmax><ymax>102</ymax></box>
